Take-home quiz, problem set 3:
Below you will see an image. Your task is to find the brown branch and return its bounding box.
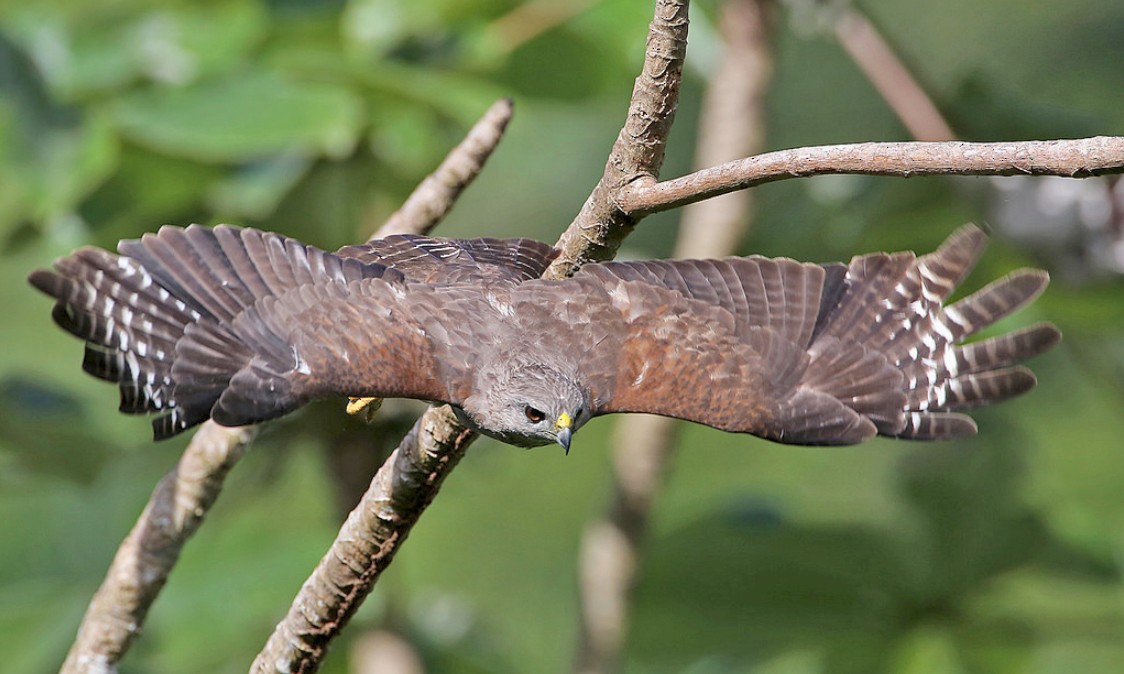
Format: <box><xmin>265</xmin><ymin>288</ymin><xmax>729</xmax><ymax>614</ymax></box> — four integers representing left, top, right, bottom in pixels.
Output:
<box><xmin>834</xmin><ymin>9</ymin><xmax>955</xmax><ymax>142</ymax></box>
<box><xmin>487</xmin><ymin>0</ymin><xmax>601</xmax><ymax>54</ymax></box>
<box><xmin>572</xmin><ymin>1</ymin><xmax>773</xmax><ymax>671</ymax></box>
<box><xmin>250</xmin><ymin>2</ymin><xmax>692</xmax><ymax>671</ymax></box>
<box><xmin>251</xmin><ymin>99</ymin><xmax>517</xmax><ymax>668</ymax></box>
<box><xmin>250</xmin><ymin>407</ymin><xmax>475</xmax><ymax>674</ymax></box>
<box><xmin>618</xmin><ymin>136</ymin><xmax>1124</xmax><ymax>216</ymax></box>
<box><xmin>373</xmin><ymin>97</ymin><xmax>516</xmax><ymax>239</ymax></box>
<box><xmin>60</xmin><ymin>424</ymin><xmax>257</xmax><ymax>674</ymax></box>
<box><xmin>549</xmin><ymin>0</ymin><xmax>690</xmax><ymax>277</ymax></box>
<box><xmin>328</xmin><ymin>97</ymin><xmax>516</xmax><ymax>510</ymax></box>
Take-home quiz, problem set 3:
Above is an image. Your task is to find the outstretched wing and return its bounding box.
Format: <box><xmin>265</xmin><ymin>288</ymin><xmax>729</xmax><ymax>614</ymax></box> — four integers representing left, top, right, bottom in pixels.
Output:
<box><xmin>29</xmin><ymin>225</ymin><xmax>483</xmax><ymax>439</ymax></box>
<box><xmin>337</xmin><ymin>234</ymin><xmax>559</xmax><ymax>284</ymax></box>
<box><xmin>571</xmin><ymin>225</ymin><xmax>1059</xmax><ymax>445</ymax></box>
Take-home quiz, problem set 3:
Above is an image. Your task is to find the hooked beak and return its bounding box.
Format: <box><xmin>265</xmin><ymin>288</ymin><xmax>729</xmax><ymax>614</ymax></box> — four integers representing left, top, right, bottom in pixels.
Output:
<box><xmin>554</xmin><ymin>412</ymin><xmax>573</xmax><ymax>455</ymax></box>
<box><xmin>556</xmin><ymin>427</ymin><xmax>572</xmax><ymax>454</ymax></box>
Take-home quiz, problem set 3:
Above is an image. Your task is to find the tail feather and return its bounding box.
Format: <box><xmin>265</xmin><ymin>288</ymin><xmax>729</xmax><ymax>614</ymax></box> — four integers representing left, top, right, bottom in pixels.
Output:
<box><xmin>905</xmin><ymin>366</ymin><xmax>1037</xmax><ymax>411</ymax></box>
<box><xmin>213</xmin><ymin>226</ymin><xmax>278</xmax><ymax>299</ymax></box>
<box><xmin>30</xmin><ymin>248</ymin><xmax>197</xmax><ymax>423</ymax></box>
<box><xmin>771</xmin><ymin>389</ymin><xmax>877</xmax><ymax>445</ymax></box>
<box><xmin>813</xmin><ymin>253</ymin><xmax>917</xmax><ymax>345</ymax></box>
<box><xmin>117</xmin><ymin>229</ymin><xmax>216</xmax><ymax>320</ymax></box>
<box><xmin>916</xmin><ymin>224</ymin><xmax>987</xmax><ymax>298</ymax></box>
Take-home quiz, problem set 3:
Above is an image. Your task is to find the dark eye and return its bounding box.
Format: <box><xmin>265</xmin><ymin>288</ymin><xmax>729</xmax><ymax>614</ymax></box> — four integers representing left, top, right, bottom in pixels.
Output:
<box><xmin>524</xmin><ymin>406</ymin><xmax>546</xmax><ymax>423</ymax></box>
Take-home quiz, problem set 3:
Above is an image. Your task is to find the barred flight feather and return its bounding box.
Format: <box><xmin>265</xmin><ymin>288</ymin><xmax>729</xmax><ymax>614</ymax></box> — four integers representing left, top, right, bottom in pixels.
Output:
<box><xmin>33</xmin><ymin>225</ymin><xmax>399</xmax><ymax>439</ymax></box>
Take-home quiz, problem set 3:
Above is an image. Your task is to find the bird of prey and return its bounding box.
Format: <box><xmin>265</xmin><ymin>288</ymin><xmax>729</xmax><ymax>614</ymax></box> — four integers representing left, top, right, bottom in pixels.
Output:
<box><xmin>28</xmin><ymin>224</ymin><xmax>1059</xmax><ymax>451</ymax></box>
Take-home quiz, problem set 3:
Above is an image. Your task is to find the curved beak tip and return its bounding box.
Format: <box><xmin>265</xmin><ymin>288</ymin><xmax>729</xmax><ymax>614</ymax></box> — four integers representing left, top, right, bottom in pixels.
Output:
<box><xmin>556</xmin><ymin>427</ymin><xmax>572</xmax><ymax>455</ymax></box>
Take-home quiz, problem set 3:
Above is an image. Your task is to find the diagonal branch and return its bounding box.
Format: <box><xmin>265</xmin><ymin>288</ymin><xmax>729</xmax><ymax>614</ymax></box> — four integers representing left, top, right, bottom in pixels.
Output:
<box><xmin>250</xmin><ymin>99</ymin><xmax>523</xmax><ymax>672</ymax></box>
<box><xmin>549</xmin><ymin>0</ymin><xmax>690</xmax><ymax>277</ymax></box>
<box><xmin>617</xmin><ymin>136</ymin><xmax>1124</xmax><ymax>215</ymax></box>
<box><xmin>251</xmin><ymin>2</ymin><xmax>692</xmax><ymax>672</ymax></box>
<box><xmin>250</xmin><ymin>408</ymin><xmax>476</xmax><ymax>673</ymax></box>
<box><xmin>373</xmin><ymin>97</ymin><xmax>516</xmax><ymax>239</ymax></box>
<box><xmin>60</xmin><ymin>424</ymin><xmax>257</xmax><ymax>674</ymax></box>
<box><xmin>833</xmin><ymin>9</ymin><xmax>955</xmax><ymax>142</ymax></box>
<box><xmin>58</xmin><ymin>97</ymin><xmax>517</xmax><ymax>674</ymax></box>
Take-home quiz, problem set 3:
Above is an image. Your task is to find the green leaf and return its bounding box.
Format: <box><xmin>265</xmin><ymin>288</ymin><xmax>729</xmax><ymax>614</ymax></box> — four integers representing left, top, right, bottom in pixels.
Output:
<box><xmin>0</xmin><ymin>36</ymin><xmax>118</xmax><ymax>234</ymax></box>
<box><xmin>630</xmin><ymin>512</ymin><xmax>912</xmax><ymax>670</ymax></box>
<box><xmin>892</xmin><ymin>626</ymin><xmax>968</xmax><ymax>674</ymax></box>
<box><xmin>206</xmin><ymin>152</ymin><xmax>312</xmax><ymax>220</ymax></box>
<box><xmin>5</xmin><ymin>1</ymin><xmax>268</xmax><ymax>100</ymax></box>
<box><xmin>109</xmin><ymin>69</ymin><xmax>364</xmax><ymax>162</ymax></box>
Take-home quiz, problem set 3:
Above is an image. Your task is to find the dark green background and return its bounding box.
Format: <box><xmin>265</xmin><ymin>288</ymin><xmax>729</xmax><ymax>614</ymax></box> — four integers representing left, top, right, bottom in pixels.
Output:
<box><xmin>1</xmin><ymin>1</ymin><xmax>1122</xmax><ymax>672</ymax></box>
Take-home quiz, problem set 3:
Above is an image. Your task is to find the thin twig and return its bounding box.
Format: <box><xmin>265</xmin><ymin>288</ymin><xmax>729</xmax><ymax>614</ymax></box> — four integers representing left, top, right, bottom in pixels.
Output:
<box><xmin>60</xmin><ymin>424</ymin><xmax>257</xmax><ymax>674</ymax></box>
<box><xmin>617</xmin><ymin>136</ymin><xmax>1124</xmax><ymax>215</ymax></box>
<box><xmin>834</xmin><ymin>9</ymin><xmax>955</xmax><ymax>142</ymax></box>
<box><xmin>572</xmin><ymin>1</ymin><xmax>773</xmax><ymax>671</ymax></box>
<box><xmin>251</xmin><ymin>2</ymin><xmax>692</xmax><ymax>671</ymax></box>
<box><xmin>373</xmin><ymin>97</ymin><xmax>516</xmax><ymax>239</ymax></box>
<box><xmin>486</xmin><ymin>0</ymin><xmax>601</xmax><ymax>55</ymax></box>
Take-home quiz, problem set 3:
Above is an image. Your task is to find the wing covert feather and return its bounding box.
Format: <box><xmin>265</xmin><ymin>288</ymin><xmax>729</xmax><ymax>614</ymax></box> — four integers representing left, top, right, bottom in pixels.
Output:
<box><xmin>338</xmin><ymin>235</ymin><xmax>559</xmax><ymax>283</ymax></box>
<box><xmin>211</xmin><ymin>280</ymin><xmax>482</xmax><ymax>426</ymax></box>
<box><xmin>548</xmin><ymin>274</ymin><xmax>876</xmax><ymax>445</ymax></box>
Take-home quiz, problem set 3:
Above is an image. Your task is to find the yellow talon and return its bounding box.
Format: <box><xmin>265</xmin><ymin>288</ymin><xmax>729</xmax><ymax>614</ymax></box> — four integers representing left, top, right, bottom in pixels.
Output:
<box><xmin>346</xmin><ymin>396</ymin><xmax>384</xmax><ymax>423</ymax></box>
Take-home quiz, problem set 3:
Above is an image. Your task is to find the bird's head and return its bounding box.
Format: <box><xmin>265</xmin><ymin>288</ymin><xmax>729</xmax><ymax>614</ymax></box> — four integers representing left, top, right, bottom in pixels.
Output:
<box><xmin>460</xmin><ymin>361</ymin><xmax>590</xmax><ymax>452</ymax></box>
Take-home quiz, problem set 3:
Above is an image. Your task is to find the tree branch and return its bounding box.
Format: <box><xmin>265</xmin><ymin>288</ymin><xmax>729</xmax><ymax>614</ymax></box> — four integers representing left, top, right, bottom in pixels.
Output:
<box><xmin>834</xmin><ymin>9</ymin><xmax>955</xmax><ymax>142</ymax></box>
<box><xmin>250</xmin><ymin>407</ymin><xmax>475</xmax><ymax>674</ymax></box>
<box><xmin>60</xmin><ymin>424</ymin><xmax>257</xmax><ymax>674</ymax></box>
<box><xmin>372</xmin><ymin>97</ymin><xmax>516</xmax><ymax>239</ymax></box>
<box><xmin>617</xmin><ymin>136</ymin><xmax>1124</xmax><ymax>216</ymax></box>
<box><xmin>251</xmin><ymin>99</ymin><xmax>520</xmax><ymax>670</ymax></box>
<box><xmin>549</xmin><ymin>0</ymin><xmax>690</xmax><ymax>277</ymax></box>
<box><xmin>251</xmin><ymin>1</ymin><xmax>692</xmax><ymax>670</ymax></box>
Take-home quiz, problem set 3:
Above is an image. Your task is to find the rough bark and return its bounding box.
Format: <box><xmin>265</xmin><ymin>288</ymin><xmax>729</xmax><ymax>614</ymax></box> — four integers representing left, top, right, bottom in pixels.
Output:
<box><xmin>617</xmin><ymin>136</ymin><xmax>1124</xmax><ymax>216</ymax></box>
<box><xmin>60</xmin><ymin>424</ymin><xmax>257</xmax><ymax>674</ymax></box>
<box><xmin>548</xmin><ymin>0</ymin><xmax>691</xmax><ymax>277</ymax></box>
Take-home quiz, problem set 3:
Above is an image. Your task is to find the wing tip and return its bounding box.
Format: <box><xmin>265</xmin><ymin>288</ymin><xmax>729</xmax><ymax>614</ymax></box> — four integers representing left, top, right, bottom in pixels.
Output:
<box><xmin>1007</xmin><ymin>267</ymin><xmax>1051</xmax><ymax>301</ymax></box>
<box><xmin>945</xmin><ymin>222</ymin><xmax>988</xmax><ymax>250</ymax></box>
<box><xmin>27</xmin><ymin>268</ymin><xmax>62</xmax><ymax>297</ymax></box>
<box><xmin>1032</xmin><ymin>321</ymin><xmax>1063</xmax><ymax>353</ymax></box>
<box><xmin>897</xmin><ymin>411</ymin><xmax>979</xmax><ymax>441</ymax></box>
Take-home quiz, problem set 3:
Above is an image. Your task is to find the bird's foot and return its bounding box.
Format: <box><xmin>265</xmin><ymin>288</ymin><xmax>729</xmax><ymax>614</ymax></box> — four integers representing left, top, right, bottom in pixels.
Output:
<box><xmin>346</xmin><ymin>396</ymin><xmax>384</xmax><ymax>423</ymax></box>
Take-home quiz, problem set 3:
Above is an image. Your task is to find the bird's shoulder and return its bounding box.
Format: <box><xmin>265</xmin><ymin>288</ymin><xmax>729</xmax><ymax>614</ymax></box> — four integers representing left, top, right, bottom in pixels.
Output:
<box><xmin>336</xmin><ymin>235</ymin><xmax>559</xmax><ymax>284</ymax></box>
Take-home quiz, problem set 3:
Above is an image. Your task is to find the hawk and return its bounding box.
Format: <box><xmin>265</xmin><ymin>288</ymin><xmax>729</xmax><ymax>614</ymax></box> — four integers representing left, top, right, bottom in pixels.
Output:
<box><xmin>28</xmin><ymin>224</ymin><xmax>1059</xmax><ymax>451</ymax></box>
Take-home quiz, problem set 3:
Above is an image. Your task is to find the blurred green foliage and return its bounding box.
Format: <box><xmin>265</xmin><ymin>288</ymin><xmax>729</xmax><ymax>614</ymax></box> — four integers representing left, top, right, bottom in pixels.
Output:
<box><xmin>1</xmin><ymin>1</ymin><xmax>1123</xmax><ymax>673</ymax></box>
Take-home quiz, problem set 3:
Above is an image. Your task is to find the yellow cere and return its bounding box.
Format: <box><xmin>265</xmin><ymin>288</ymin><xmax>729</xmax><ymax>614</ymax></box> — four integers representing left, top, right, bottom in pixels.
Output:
<box><xmin>555</xmin><ymin>412</ymin><xmax>572</xmax><ymax>430</ymax></box>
